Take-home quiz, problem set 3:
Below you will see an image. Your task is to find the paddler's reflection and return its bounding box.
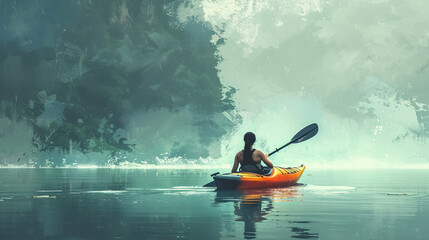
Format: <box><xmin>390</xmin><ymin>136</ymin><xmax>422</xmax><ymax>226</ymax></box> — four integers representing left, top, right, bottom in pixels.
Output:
<box><xmin>233</xmin><ymin>193</ymin><xmax>273</xmax><ymax>239</ymax></box>
<box><xmin>215</xmin><ymin>188</ymin><xmax>300</xmax><ymax>239</ymax></box>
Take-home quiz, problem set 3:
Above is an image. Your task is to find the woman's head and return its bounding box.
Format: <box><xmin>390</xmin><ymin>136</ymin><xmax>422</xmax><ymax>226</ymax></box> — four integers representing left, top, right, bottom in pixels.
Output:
<box><xmin>243</xmin><ymin>132</ymin><xmax>256</xmax><ymax>154</ymax></box>
<box><xmin>244</xmin><ymin>132</ymin><xmax>256</xmax><ymax>146</ymax></box>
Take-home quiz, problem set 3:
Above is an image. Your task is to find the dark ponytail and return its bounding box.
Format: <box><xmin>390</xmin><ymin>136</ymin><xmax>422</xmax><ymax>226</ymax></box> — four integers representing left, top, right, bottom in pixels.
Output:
<box><xmin>243</xmin><ymin>132</ymin><xmax>256</xmax><ymax>163</ymax></box>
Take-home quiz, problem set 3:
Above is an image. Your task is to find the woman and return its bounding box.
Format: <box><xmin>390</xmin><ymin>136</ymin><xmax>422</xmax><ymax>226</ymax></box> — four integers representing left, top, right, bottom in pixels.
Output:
<box><xmin>231</xmin><ymin>132</ymin><xmax>274</xmax><ymax>173</ymax></box>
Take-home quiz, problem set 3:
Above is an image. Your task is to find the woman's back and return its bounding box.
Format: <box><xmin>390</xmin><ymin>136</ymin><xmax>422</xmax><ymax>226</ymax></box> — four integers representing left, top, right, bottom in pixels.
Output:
<box><xmin>237</xmin><ymin>149</ymin><xmax>263</xmax><ymax>173</ymax></box>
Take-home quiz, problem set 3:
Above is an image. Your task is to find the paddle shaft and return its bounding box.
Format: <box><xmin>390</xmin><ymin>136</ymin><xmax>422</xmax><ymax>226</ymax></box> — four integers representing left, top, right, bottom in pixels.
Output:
<box><xmin>267</xmin><ymin>142</ymin><xmax>292</xmax><ymax>157</ymax></box>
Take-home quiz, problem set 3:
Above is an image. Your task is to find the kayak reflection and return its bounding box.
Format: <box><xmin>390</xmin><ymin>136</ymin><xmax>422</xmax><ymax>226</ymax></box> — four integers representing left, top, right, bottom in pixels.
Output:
<box><xmin>214</xmin><ymin>186</ymin><xmax>306</xmax><ymax>239</ymax></box>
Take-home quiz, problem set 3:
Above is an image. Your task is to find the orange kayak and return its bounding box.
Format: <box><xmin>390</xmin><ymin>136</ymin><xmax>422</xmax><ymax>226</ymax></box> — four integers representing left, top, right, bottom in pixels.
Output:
<box><xmin>213</xmin><ymin>165</ymin><xmax>305</xmax><ymax>190</ymax></box>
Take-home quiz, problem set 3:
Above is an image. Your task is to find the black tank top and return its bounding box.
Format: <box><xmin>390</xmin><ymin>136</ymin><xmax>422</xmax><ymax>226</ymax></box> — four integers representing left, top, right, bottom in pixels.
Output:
<box><xmin>240</xmin><ymin>149</ymin><xmax>262</xmax><ymax>173</ymax></box>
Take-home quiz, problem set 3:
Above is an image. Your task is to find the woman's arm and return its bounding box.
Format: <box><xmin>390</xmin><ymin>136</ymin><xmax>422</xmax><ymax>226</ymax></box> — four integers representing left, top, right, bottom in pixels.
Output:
<box><xmin>231</xmin><ymin>153</ymin><xmax>239</xmax><ymax>173</ymax></box>
<box><xmin>259</xmin><ymin>151</ymin><xmax>274</xmax><ymax>168</ymax></box>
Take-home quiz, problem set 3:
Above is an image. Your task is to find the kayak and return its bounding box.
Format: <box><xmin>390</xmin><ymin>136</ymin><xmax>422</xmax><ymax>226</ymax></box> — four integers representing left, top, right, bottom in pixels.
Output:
<box><xmin>212</xmin><ymin>165</ymin><xmax>305</xmax><ymax>190</ymax></box>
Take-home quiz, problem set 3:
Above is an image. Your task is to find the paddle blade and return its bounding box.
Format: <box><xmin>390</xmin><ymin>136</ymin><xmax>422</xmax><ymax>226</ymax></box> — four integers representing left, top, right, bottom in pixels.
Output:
<box><xmin>290</xmin><ymin>123</ymin><xmax>319</xmax><ymax>143</ymax></box>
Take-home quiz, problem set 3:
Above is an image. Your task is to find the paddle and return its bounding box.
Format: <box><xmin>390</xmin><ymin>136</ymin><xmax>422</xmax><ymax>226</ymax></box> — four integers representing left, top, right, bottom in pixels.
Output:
<box><xmin>267</xmin><ymin>123</ymin><xmax>318</xmax><ymax>156</ymax></box>
<box><xmin>203</xmin><ymin>123</ymin><xmax>319</xmax><ymax>187</ymax></box>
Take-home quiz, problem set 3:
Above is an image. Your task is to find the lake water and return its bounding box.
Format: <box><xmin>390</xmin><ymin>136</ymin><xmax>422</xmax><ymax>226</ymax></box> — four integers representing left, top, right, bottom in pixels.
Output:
<box><xmin>0</xmin><ymin>168</ymin><xmax>428</xmax><ymax>239</ymax></box>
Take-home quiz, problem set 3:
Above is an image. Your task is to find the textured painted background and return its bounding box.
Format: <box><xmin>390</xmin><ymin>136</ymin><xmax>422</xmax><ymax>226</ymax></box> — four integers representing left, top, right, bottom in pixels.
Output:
<box><xmin>1</xmin><ymin>0</ymin><xmax>428</xmax><ymax>167</ymax></box>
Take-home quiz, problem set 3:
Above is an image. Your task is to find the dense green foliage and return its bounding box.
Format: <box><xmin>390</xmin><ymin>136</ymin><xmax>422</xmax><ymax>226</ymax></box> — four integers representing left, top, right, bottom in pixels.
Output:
<box><xmin>0</xmin><ymin>0</ymin><xmax>235</xmax><ymax>160</ymax></box>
